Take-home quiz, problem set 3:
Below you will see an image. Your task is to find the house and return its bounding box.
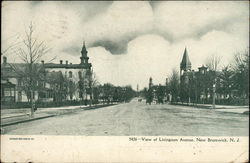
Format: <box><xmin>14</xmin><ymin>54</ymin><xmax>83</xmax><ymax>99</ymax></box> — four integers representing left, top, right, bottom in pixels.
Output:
<box><xmin>1</xmin><ymin>57</ymin><xmax>38</xmax><ymax>103</ymax></box>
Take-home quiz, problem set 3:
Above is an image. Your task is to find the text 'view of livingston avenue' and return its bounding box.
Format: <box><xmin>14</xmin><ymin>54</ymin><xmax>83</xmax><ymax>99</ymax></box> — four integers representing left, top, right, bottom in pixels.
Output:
<box><xmin>1</xmin><ymin>1</ymin><xmax>249</xmax><ymax>136</ymax></box>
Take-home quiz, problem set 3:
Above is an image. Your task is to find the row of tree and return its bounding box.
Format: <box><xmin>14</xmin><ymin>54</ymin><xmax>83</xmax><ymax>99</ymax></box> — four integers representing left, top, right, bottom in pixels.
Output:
<box><xmin>2</xmin><ymin>22</ymin><xmax>136</xmax><ymax>117</ymax></box>
<box><xmin>141</xmin><ymin>51</ymin><xmax>249</xmax><ymax>106</ymax></box>
<box><xmin>92</xmin><ymin>84</ymin><xmax>136</xmax><ymax>104</ymax></box>
<box><xmin>169</xmin><ymin>51</ymin><xmax>249</xmax><ymax>105</ymax></box>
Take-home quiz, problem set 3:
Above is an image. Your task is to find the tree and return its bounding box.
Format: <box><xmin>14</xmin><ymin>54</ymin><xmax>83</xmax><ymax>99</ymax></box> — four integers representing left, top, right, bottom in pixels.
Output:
<box><xmin>102</xmin><ymin>83</ymin><xmax>114</xmax><ymax>104</ymax></box>
<box><xmin>1</xmin><ymin>33</ymin><xmax>21</xmax><ymax>56</ymax></box>
<box><xmin>205</xmin><ymin>54</ymin><xmax>221</xmax><ymax>108</ymax></box>
<box><xmin>11</xmin><ymin>22</ymin><xmax>51</xmax><ymax>117</ymax></box>
<box><xmin>217</xmin><ymin>66</ymin><xmax>234</xmax><ymax>104</ymax></box>
<box><xmin>169</xmin><ymin>69</ymin><xmax>180</xmax><ymax>102</ymax></box>
<box><xmin>123</xmin><ymin>85</ymin><xmax>136</xmax><ymax>102</ymax></box>
<box><xmin>155</xmin><ymin>84</ymin><xmax>165</xmax><ymax>104</ymax></box>
<box><xmin>87</xmin><ymin>69</ymin><xmax>99</xmax><ymax>106</ymax></box>
<box><xmin>205</xmin><ymin>54</ymin><xmax>221</xmax><ymax>72</ymax></box>
<box><xmin>231</xmin><ymin>50</ymin><xmax>249</xmax><ymax>103</ymax></box>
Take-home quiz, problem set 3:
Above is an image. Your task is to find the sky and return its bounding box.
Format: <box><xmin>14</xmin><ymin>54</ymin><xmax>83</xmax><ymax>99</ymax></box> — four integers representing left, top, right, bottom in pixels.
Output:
<box><xmin>2</xmin><ymin>1</ymin><xmax>249</xmax><ymax>90</ymax></box>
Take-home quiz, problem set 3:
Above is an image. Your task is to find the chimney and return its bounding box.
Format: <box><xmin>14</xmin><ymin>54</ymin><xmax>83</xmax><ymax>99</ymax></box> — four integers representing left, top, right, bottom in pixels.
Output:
<box><xmin>60</xmin><ymin>60</ymin><xmax>63</xmax><ymax>64</ymax></box>
<box><xmin>3</xmin><ymin>56</ymin><xmax>7</xmax><ymax>65</ymax></box>
<box><xmin>66</xmin><ymin>60</ymin><xmax>68</xmax><ymax>65</ymax></box>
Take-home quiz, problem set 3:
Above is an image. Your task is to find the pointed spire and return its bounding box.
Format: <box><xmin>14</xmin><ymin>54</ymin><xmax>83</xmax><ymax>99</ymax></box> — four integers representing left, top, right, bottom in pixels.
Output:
<box><xmin>81</xmin><ymin>41</ymin><xmax>87</xmax><ymax>55</ymax></box>
<box><xmin>80</xmin><ymin>41</ymin><xmax>89</xmax><ymax>64</ymax></box>
<box><xmin>149</xmin><ymin>77</ymin><xmax>153</xmax><ymax>89</ymax></box>
<box><xmin>180</xmin><ymin>47</ymin><xmax>191</xmax><ymax>71</ymax></box>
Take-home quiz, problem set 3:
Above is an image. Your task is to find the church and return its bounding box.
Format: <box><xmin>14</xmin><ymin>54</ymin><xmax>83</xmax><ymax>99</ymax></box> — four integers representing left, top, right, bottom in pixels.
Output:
<box><xmin>179</xmin><ymin>47</ymin><xmax>217</xmax><ymax>104</ymax></box>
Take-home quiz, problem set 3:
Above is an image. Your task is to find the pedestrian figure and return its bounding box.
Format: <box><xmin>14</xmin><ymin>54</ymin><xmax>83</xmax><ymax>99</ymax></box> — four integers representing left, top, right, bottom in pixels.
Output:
<box><xmin>33</xmin><ymin>103</ymin><xmax>37</xmax><ymax>112</ymax></box>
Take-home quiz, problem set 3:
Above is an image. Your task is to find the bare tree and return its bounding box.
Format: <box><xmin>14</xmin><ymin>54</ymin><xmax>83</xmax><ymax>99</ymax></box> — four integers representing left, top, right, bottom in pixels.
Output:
<box><xmin>11</xmin><ymin>22</ymin><xmax>51</xmax><ymax>117</ymax></box>
<box><xmin>205</xmin><ymin>54</ymin><xmax>221</xmax><ymax>72</ymax></box>
<box><xmin>1</xmin><ymin>33</ymin><xmax>21</xmax><ymax>56</ymax></box>
<box><xmin>231</xmin><ymin>50</ymin><xmax>249</xmax><ymax>100</ymax></box>
<box><xmin>87</xmin><ymin>68</ymin><xmax>99</xmax><ymax>106</ymax></box>
<box><xmin>205</xmin><ymin>54</ymin><xmax>221</xmax><ymax>108</ymax></box>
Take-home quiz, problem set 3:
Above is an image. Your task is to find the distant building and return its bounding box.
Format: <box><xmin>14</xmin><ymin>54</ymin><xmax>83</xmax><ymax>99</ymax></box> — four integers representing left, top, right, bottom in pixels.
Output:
<box><xmin>146</xmin><ymin>77</ymin><xmax>167</xmax><ymax>104</ymax></box>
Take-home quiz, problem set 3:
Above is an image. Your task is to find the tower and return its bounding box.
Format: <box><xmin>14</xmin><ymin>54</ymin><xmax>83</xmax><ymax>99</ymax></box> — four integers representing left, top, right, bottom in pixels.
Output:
<box><xmin>180</xmin><ymin>47</ymin><xmax>192</xmax><ymax>103</ymax></box>
<box><xmin>80</xmin><ymin>41</ymin><xmax>89</xmax><ymax>64</ymax></box>
<box><xmin>165</xmin><ymin>78</ymin><xmax>169</xmax><ymax>86</ymax></box>
<box><xmin>149</xmin><ymin>77</ymin><xmax>153</xmax><ymax>89</ymax></box>
<box><xmin>180</xmin><ymin>47</ymin><xmax>192</xmax><ymax>76</ymax></box>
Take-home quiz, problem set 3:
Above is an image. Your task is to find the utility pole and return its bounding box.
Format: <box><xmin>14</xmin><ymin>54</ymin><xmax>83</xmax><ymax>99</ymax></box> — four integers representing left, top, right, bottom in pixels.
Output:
<box><xmin>89</xmin><ymin>67</ymin><xmax>93</xmax><ymax>107</ymax></box>
<box><xmin>212</xmin><ymin>83</ymin><xmax>216</xmax><ymax>109</ymax></box>
<box><xmin>136</xmin><ymin>84</ymin><xmax>139</xmax><ymax>97</ymax></box>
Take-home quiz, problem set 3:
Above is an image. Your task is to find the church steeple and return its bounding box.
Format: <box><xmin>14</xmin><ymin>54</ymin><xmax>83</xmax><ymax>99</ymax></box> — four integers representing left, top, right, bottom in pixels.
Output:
<box><xmin>180</xmin><ymin>47</ymin><xmax>192</xmax><ymax>72</ymax></box>
<box><xmin>149</xmin><ymin>77</ymin><xmax>153</xmax><ymax>89</ymax></box>
<box><xmin>80</xmin><ymin>41</ymin><xmax>89</xmax><ymax>64</ymax></box>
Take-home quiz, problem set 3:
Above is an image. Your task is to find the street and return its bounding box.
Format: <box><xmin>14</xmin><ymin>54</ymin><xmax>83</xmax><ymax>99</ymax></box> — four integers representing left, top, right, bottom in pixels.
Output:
<box><xmin>3</xmin><ymin>99</ymin><xmax>249</xmax><ymax>136</ymax></box>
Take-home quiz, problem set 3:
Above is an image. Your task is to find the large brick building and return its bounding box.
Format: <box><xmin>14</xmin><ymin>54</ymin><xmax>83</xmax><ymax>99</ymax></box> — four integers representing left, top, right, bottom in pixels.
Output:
<box><xmin>1</xmin><ymin>42</ymin><xmax>92</xmax><ymax>103</ymax></box>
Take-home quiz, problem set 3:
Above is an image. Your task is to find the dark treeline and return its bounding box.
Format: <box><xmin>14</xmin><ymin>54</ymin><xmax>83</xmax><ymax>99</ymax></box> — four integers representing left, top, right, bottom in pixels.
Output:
<box><xmin>92</xmin><ymin>83</ymin><xmax>136</xmax><ymax>104</ymax></box>
<box><xmin>141</xmin><ymin>51</ymin><xmax>249</xmax><ymax>106</ymax></box>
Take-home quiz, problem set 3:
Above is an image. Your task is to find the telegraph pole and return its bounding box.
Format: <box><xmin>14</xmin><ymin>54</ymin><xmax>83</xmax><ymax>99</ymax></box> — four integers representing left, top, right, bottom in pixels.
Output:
<box><xmin>89</xmin><ymin>67</ymin><xmax>93</xmax><ymax>107</ymax></box>
<box><xmin>212</xmin><ymin>83</ymin><xmax>216</xmax><ymax>109</ymax></box>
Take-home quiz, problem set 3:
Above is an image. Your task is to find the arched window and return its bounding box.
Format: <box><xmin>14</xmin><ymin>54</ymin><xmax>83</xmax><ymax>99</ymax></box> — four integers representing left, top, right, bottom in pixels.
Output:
<box><xmin>69</xmin><ymin>71</ymin><xmax>73</xmax><ymax>78</ymax></box>
<box><xmin>78</xmin><ymin>71</ymin><xmax>82</xmax><ymax>79</ymax></box>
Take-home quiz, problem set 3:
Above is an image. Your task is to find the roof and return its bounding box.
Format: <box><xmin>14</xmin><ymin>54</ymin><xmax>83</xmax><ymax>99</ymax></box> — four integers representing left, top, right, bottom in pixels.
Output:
<box><xmin>44</xmin><ymin>63</ymin><xmax>91</xmax><ymax>69</ymax></box>
<box><xmin>198</xmin><ymin>65</ymin><xmax>208</xmax><ymax>70</ymax></box>
<box><xmin>180</xmin><ymin>48</ymin><xmax>192</xmax><ymax>70</ymax></box>
<box><xmin>1</xmin><ymin>63</ymin><xmax>44</xmax><ymax>78</ymax></box>
<box><xmin>1</xmin><ymin>61</ymin><xmax>91</xmax><ymax>80</ymax></box>
<box><xmin>1</xmin><ymin>63</ymin><xmax>27</xmax><ymax>78</ymax></box>
<box><xmin>1</xmin><ymin>79</ymin><xmax>16</xmax><ymax>87</ymax></box>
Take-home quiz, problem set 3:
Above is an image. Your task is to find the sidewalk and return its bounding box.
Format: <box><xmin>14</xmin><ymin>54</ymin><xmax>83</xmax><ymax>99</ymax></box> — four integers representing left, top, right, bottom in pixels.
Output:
<box><xmin>171</xmin><ymin>102</ymin><xmax>249</xmax><ymax>114</ymax></box>
<box><xmin>1</xmin><ymin>103</ymin><xmax>116</xmax><ymax>127</ymax></box>
<box><xmin>1</xmin><ymin>113</ymin><xmax>55</xmax><ymax>127</ymax></box>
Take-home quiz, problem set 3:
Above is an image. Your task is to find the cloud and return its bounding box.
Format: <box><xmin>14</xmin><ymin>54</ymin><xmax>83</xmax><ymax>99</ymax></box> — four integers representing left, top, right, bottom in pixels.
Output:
<box><xmin>89</xmin><ymin>34</ymin><xmax>173</xmax><ymax>88</ymax></box>
<box><xmin>154</xmin><ymin>1</ymin><xmax>249</xmax><ymax>41</ymax></box>
<box><xmin>82</xmin><ymin>1</ymin><xmax>154</xmax><ymax>53</ymax></box>
<box><xmin>2</xmin><ymin>1</ymin><xmax>249</xmax><ymax>89</ymax></box>
<box><xmin>88</xmin><ymin>28</ymin><xmax>248</xmax><ymax>89</ymax></box>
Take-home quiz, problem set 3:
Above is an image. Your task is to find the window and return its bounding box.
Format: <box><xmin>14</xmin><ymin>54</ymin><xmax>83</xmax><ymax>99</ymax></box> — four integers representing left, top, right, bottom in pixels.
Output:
<box><xmin>17</xmin><ymin>79</ymin><xmax>22</xmax><ymax>86</ymax></box>
<box><xmin>4</xmin><ymin>88</ymin><xmax>11</xmax><ymax>96</ymax></box>
<box><xmin>69</xmin><ymin>71</ymin><xmax>73</xmax><ymax>78</ymax></box>
<box><xmin>18</xmin><ymin>91</ymin><xmax>22</xmax><ymax>101</ymax></box>
<box><xmin>78</xmin><ymin>71</ymin><xmax>82</xmax><ymax>79</ymax></box>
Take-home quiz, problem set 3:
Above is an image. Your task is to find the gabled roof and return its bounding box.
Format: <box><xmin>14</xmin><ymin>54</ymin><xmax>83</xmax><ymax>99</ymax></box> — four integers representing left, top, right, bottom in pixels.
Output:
<box><xmin>1</xmin><ymin>63</ymin><xmax>27</xmax><ymax>78</ymax></box>
<box><xmin>180</xmin><ymin>47</ymin><xmax>192</xmax><ymax>70</ymax></box>
<box><xmin>1</xmin><ymin>63</ymin><xmax>45</xmax><ymax>78</ymax></box>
